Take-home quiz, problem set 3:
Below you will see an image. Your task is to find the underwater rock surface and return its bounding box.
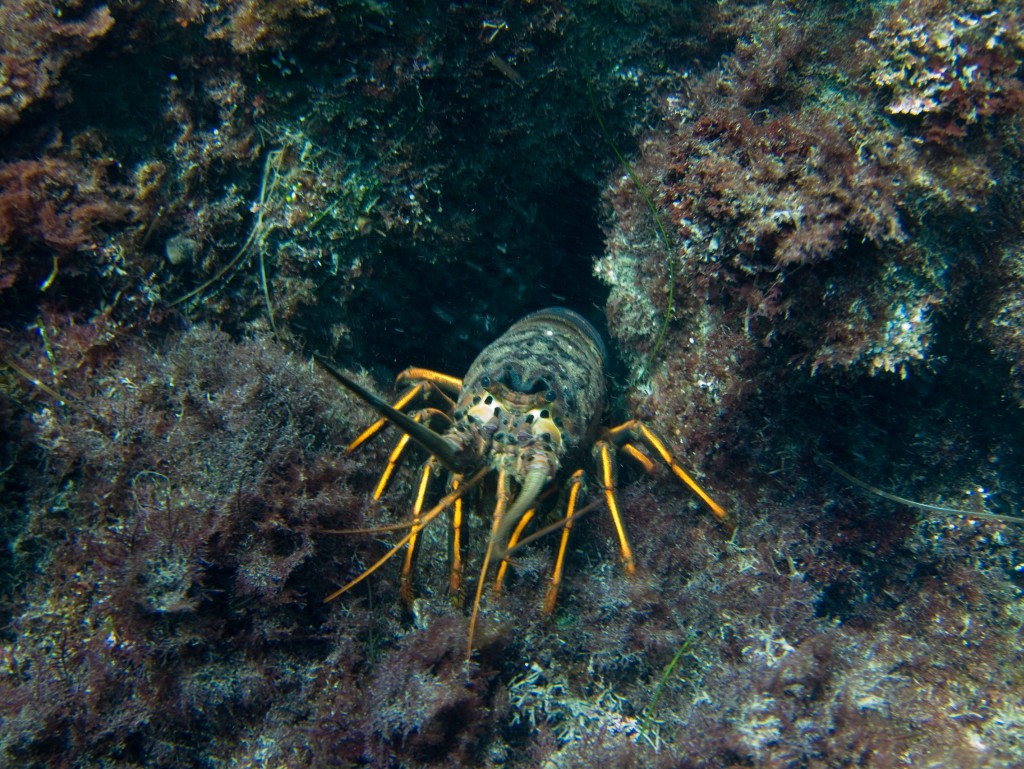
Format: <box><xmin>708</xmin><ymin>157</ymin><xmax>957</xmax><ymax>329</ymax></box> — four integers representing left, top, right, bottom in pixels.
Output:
<box><xmin>1</xmin><ymin>1</ymin><xmax>1022</xmax><ymax>767</ymax></box>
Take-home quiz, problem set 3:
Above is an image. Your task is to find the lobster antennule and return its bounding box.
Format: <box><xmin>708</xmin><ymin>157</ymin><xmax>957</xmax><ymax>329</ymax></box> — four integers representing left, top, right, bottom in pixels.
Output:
<box><xmin>466</xmin><ymin>463</ymin><xmax>549</xmax><ymax>658</ymax></box>
<box><xmin>314</xmin><ymin>354</ymin><xmax>465</xmax><ymax>472</ymax></box>
<box><xmin>493</xmin><ymin>465</ymin><xmax>548</xmax><ymax>549</ymax></box>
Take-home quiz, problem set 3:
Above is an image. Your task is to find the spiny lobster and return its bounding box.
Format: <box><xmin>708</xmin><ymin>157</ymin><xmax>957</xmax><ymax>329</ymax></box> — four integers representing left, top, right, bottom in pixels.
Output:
<box><xmin>315</xmin><ymin>307</ymin><xmax>733</xmax><ymax>655</ymax></box>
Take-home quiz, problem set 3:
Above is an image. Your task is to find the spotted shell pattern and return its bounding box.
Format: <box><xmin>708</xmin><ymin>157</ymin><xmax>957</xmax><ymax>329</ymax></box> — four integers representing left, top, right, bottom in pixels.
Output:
<box><xmin>447</xmin><ymin>308</ymin><xmax>608</xmax><ymax>478</ymax></box>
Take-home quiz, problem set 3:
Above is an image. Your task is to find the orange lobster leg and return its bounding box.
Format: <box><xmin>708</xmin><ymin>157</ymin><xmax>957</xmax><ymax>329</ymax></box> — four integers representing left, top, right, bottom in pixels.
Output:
<box><xmin>594</xmin><ymin>440</ymin><xmax>636</xmax><ymax>575</ymax></box>
<box><xmin>494</xmin><ymin>507</ymin><xmax>536</xmax><ymax>594</ymax></box>
<box><xmin>544</xmin><ymin>469</ymin><xmax>585</xmax><ymax>614</ymax></box>
<box><xmin>620</xmin><ymin>442</ymin><xmax>656</xmax><ymax>474</ymax></box>
<box><xmin>323</xmin><ymin>467</ymin><xmax>490</xmax><ymax>603</ymax></box>
<box><xmin>467</xmin><ymin>468</ymin><xmax>510</xmax><ymax>657</ymax></box>
<box><xmin>448</xmin><ymin>477</ymin><xmax>466</xmax><ymax>603</ymax></box>
<box><xmin>400</xmin><ymin>457</ymin><xmax>438</xmax><ymax>604</ymax></box>
<box><xmin>396</xmin><ymin>367</ymin><xmax>462</xmax><ymax>397</ymax></box>
<box><xmin>606</xmin><ymin>419</ymin><xmax>732</xmax><ymax>532</ymax></box>
<box><xmin>346</xmin><ymin>383</ymin><xmax>427</xmax><ymax>453</ymax></box>
<box><xmin>367</xmin><ymin>408</ymin><xmax>451</xmax><ymax>500</ymax></box>
<box><xmin>346</xmin><ymin>374</ymin><xmax>457</xmax><ymax>453</ymax></box>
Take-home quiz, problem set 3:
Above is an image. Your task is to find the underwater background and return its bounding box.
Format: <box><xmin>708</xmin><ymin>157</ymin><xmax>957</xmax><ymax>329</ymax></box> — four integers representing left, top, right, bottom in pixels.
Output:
<box><xmin>1</xmin><ymin>0</ymin><xmax>1023</xmax><ymax>766</ymax></box>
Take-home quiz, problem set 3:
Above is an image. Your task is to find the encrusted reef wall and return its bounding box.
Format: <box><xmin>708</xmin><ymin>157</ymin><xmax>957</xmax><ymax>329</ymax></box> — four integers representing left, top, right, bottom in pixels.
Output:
<box><xmin>1</xmin><ymin>1</ymin><xmax>1023</xmax><ymax>768</ymax></box>
<box><xmin>599</xmin><ymin>0</ymin><xmax>1024</xmax><ymax>463</ymax></box>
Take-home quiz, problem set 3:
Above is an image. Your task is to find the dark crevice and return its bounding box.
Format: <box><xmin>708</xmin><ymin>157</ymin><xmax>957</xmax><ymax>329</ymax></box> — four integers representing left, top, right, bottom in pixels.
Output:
<box><xmin>343</xmin><ymin>176</ymin><xmax>609</xmax><ymax>382</ymax></box>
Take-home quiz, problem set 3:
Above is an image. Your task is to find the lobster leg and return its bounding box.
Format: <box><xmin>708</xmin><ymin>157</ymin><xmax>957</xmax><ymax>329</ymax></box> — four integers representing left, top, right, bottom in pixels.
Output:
<box><xmin>368</xmin><ymin>408</ymin><xmax>451</xmax><ymax>500</ymax></box>
<box><xmin>348</xmin><ymin>366</ymin><xmax>461</xmax><ymax>453</ymax></box>
<box><xmin>606</xmin><ymin>420</ymin><xmax>733</xmax><ymax>532</ymax></box>
<box><xmin>395</xmin><ymin>366</ymin><xmax>462</xmax><ymax>397</ymax></box>
<box><xmin>543</xmin><ymin>469</ymin><xmax>585</xmax><ymax>614</ymax></box>
<box><xmin>619</xmin><ymin>442</ymin><xmax>656</xmax><ymax>474</ymax></box>
<box><xmin>346</xmin><ymin>382</ymin><xmax>430</xmax><ymax>453</ymax></box>
<box><xmin>467</xmin><ymin>468</ymin><xmax>511</xmax><ymax>657</ymax></box>
<box><xmin>373</xmin><ymin>430</ymin><xmax>414</xmax><ymax>500</ymax></box>
<box><xmin>493</xmin><ymin>507</ymin><xmax>536</xmax><ymax>595</ymax></box>
<box><xmin>448</xmin><ymin>476</ymin><xmax>466</xmax><ymax>603</ymax></box>
<box><xmin>400</xmin><ymin>456</ymin><xmax>440</xmax><ymax>604</ymax></box>
<box><xmin>323</xmin><ymin>467</ymin><xmax>490</xmax><ymax>603</ymax></box>
<box><xmin>593</xmin><ymin>439</ymin><xmax>636</xmax><ymax>575</ymax></box>
<box><xmin>316</xmin><ymin>356</ymin><xmax>465</xmax><ymax>471</ymax></box>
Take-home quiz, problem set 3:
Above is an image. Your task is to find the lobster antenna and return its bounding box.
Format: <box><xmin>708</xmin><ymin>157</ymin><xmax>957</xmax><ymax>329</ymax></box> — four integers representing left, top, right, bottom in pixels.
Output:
<box><xmin>823</xmin><ymin>460</ymin><xmax>1024</xmax><ymax>525</ymax></box>
<box><xmin>314</xmin><ymin>355</ymin><xmax>465</xmax><ymax>472</ymax></box>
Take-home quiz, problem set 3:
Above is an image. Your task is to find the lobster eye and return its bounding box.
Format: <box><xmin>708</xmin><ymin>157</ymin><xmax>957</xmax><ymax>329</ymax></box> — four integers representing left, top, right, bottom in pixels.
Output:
<box><xmin>545</xmin><ymin>390</ymin><xmax>556</xmax><ymax>402</ymax></box>
<box><xmin>480</xmin><ymin>375</ymin><xmax>491</xmax><ymax>387</ymax></box>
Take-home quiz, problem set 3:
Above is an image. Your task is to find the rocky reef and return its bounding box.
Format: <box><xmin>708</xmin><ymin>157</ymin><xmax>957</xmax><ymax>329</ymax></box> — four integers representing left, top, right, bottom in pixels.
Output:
<box><xmin>1</xmin><ymin>1</ymin><xmax>1022</xmax><ymax>767</ymax></box>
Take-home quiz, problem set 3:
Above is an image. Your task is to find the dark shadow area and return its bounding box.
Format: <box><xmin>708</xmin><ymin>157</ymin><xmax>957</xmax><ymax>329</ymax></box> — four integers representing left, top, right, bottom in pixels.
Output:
<box><xmin>342</xmin><ymin>175</ymin><xmax>610</xmax><ymax>382</ymax></box>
